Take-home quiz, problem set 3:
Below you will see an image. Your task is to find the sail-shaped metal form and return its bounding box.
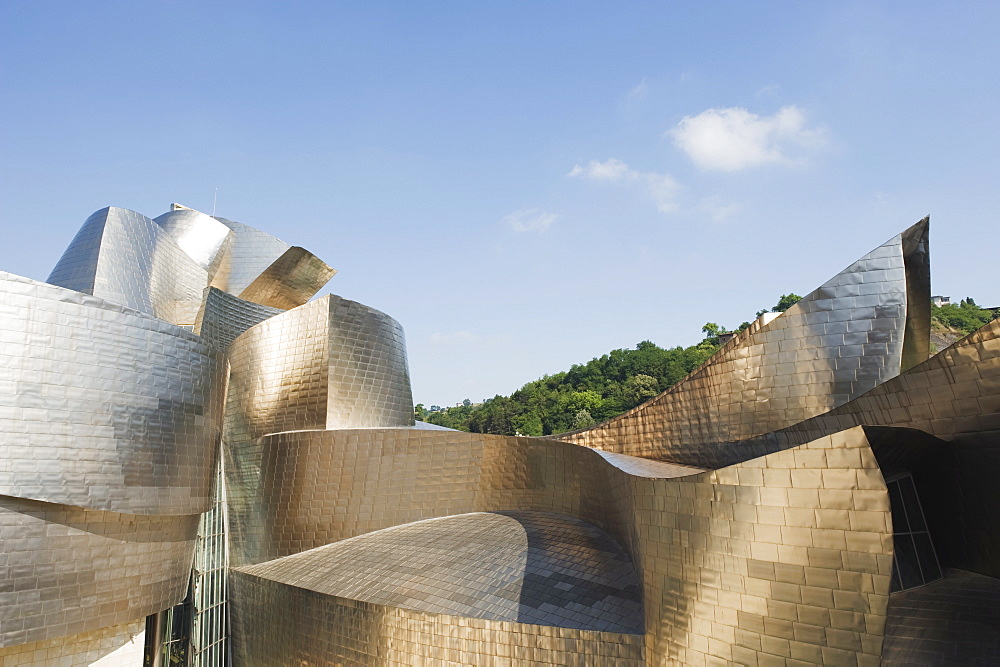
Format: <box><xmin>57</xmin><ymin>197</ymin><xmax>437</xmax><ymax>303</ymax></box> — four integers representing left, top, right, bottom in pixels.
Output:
<box><xmin>556</xmin><ymin>218</ymin><xmax>931</xmax><ymax>469</ymax></box>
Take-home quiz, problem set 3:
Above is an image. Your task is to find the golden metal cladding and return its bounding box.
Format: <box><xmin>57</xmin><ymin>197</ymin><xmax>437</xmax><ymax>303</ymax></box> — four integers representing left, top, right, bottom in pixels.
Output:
<box><xmin>0</xmin><ymin>619</ymin><xmax>146</xmax><ymax>666</ymax></box>
<box><xmin>238</xmin><ymin>245</ymin><xmax>337</xmax><ymax>310</ymax></box>
<box><xmin>743</xmin><ymin>314</ymin><xmax>1000</xmax><ymax>451</ymax></box>
<box><xmin>0</xmin><ymin>495</ymin><xmax>199</xmax><ymax>649</ymax></box>
<box><xmin>226</xmin><ymin>426</ymin><xmax>891</xmax><ymax>665</ymax></box>
<box><xmin>557</xmin><ymin>218</ymin><xmax>930</xmax><ymax>469</ymax></box>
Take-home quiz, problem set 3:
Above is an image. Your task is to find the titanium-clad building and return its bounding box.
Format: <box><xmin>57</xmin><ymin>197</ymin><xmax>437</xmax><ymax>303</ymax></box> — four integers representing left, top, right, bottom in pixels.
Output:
<box><xmin>0</xmin><ymin>206</ymin><xmax>996</xmax><ymax>665</ymax></box>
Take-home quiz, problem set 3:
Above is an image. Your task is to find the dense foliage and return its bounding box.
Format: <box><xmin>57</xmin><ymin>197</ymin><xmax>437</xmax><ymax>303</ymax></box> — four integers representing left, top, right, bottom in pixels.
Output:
<box><xmin>418</xmin><ymin>294</ymin><xmax>803</xmax><ymax>436</ymax></box>
<box><xmin>417</xmin><ymin>337</ymin><xmax>720</xmax><ymax>435</ymax></box>
<box><xmin>417</xmin><ymin>294</ymin><xmax>997</xmax><ymax>436</ymax></box>
<box><xmin>931</xmin><ymin>298</ymin><xmax>997</xmax><ymax>336</ymax></box>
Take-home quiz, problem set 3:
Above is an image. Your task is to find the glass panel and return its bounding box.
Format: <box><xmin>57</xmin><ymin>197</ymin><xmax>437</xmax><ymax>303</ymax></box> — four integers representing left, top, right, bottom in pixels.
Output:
<box><xmin>900</xmin><ymin>476</ymin><xmax>926</xmax><ymax>531</ymax></box>
<box><xmin>890</xmin><ymin>561</ymin><xmax>903</xmax><ymax>593</ymax></box>
<box><xmin>887</xmin><ymin>479</ymin><xmax>909</xmax><ymax>533</ymax></box>
<box><xmin>914</xmin><ymin>532</ymin><xmax>943</xmax><ymax>582</ymax></box>
<box><xmin>895</xmin><ymin>534</ymin><xmax>923</xmax><ymax>589</ymax></box>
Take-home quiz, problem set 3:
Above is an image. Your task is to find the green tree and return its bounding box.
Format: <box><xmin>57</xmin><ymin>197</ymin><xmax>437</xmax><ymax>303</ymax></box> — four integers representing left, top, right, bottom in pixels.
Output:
<box><xmin>701</xmin><ymin>322</ymin><xmax>726</xmax><ymax>337</ymax></box>
<box><xmin>772</xmin><ymin>293</ymin><xmax>802</xmax><ymax>312</ymax></box>
<box><xmin>572</xmin><ymin>409</ymin><xmax>596</xmax><ymax>429</ymax></box>
<box><xmin>624</xmin><ymin>374</ymin><xmax>658</xmax><ymax>407</ymax></box>
<box><xmin>932</xmin><ymin>299</ymin><xmax>997</xmax><ymax>336</ymax></box>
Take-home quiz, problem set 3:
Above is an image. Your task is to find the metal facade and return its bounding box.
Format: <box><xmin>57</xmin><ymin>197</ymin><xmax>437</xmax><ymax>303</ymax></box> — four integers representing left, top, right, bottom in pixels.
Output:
<box><xmin>556</xmin><ymin>219</ymin><xmax>931</xmax><ymax>469</ymax></box>
<box><xmin>4</xmin><ymin>206</ymin><xmax>998</xmax><ymax>665</ymax></box>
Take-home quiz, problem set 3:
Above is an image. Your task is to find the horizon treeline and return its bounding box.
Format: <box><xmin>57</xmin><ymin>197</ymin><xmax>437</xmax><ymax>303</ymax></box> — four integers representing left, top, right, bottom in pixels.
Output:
<box><xmin>417</xmin><ymin>295</ymin><xmax>998</xmax><ymax>436</ymax></box>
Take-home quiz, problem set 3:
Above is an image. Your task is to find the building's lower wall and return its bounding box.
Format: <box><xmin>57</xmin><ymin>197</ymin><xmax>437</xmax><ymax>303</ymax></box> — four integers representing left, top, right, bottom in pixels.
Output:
<box><xmin>230</xmin><ymin>572</ymin><xmax>644</xmax><ymax>666</ymax></box>
<box><xmin>0</xmin><ymin>496</ymin><xmax>199</xmax><ymax>649</ymax></box>
<box><xmin>228</xmin><ymin>426</ymin><xmax>892</xmax><ymax>665</ymax></box>
<box><xmin>0</xmin><ymin>620</ymin><xmax>145</xmax><ymax>666</ymax></box>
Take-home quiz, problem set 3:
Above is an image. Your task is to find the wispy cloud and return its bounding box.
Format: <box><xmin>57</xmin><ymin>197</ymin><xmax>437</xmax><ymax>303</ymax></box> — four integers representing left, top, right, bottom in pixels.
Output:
<box><xmin>699</xmin><ymin>196</ymin><xmax>743</xmax><ymax>222</ymax></box>
<box><xmin>502</xmin><ymin>208</ymin><xmax>558</xmax><ymax>233</ymax></box>
<box><xmin>669</xmin><ymin>105</ymin><xmax>828</xmax><ymax>172</ymax></box>
<box><xmin>755</xmin><ymin>83</ymin><xmax>780</xmax><ymax>98</ymax></box>
<box><xmin>568</xmin><ymin>158</ymin><xmax>680</xmax><ymax>213</ymax></box>
<box><xmin>625</xmin><ymin>78</ymin><xmax>648</xmax><ymax>102</ymax></box>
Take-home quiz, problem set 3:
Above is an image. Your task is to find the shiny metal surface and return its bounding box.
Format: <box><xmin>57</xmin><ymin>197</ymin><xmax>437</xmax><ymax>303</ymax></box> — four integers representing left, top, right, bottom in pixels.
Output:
<box><xmin>154</xmin><ymin>206</ymin><xmax>233</xmax><ymax>284</ymax></box>
<box><xmin>0</xmin><ymin>620</ymin><xmax>146</xmax><ymax>666</ymax></box>
<box><xmin>0</xmin><ymin>271</ymin><xmax>226</xmax><ymax>515</ymax></box>
<box><xmin>48</xmin><ymin>207</ymin><xmax>210</xmax><ymax>326</ymax></box>
<box><xmin>211</xmin><ymin>216</ymin><xmax>291</xmax><ymax>296</ymax></box>
<box><xmin>557</xmin><ymin>218</ymin><xmax>930</xmax><ymax>469</ymax></box>
<box><xmin>238</xmin><ymin>245</ymin><xmax>337</xmax><ymax>309</ymax></box>
<box><xmin>752</xmin><ymin>315</ymin><xmax>1000</xmax><ymax>447</ymax></box>
<box><xmin>230</xmin><ymin>572</ymin><xmax>646</xmax><ymax>665</ymax></box>
<box><xmin>224</xmin><ymin>294</ymin><xmax>414</xmax><ymax>567</ymax></box>
<box><xmin>0</xmin><ymin>495</ymin><xmax>199</xmax><ymax>648</ymax></box>
<box><xmin>227</xmin><ymin>426</ymin><xmax>891</xmax><ymax>665</ymax></box>
<box><xmin>192</xmin><ymin>286</ymin><xmax>284</xmax><ymax>350</ymax></box>
<box><xmin>11</xmin><ymin>204</ymin><xmax>999</xmax><ymax>665</ymax></box>
<box><xmin>224</xmin><ymin>293</ymin><xmax>413</xmax><ymax>445</ymax></box>
<box><xmin>237</xmin><ymin>511</ymin><xmax>644</xmax><ymax>633</ymax></box>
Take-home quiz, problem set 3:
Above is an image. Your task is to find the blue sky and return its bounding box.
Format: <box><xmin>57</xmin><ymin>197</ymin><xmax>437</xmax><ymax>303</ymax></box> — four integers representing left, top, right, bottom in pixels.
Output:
<box><xmin>2</xmin><ymin>2</ymin><xmax>999</xmax><ymax>406</ymax></box>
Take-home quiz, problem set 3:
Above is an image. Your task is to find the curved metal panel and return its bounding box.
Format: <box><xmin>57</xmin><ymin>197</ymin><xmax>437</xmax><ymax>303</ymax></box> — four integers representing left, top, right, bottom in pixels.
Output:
<box><xmin>0</xmin><ymin>495</ymin><xmax>198</xmax><ymax>649</ymax></box>
<box><xmin>238</xmin><ymin>246</ymin><xmax>337</xmax><ymax>310</ymax></box>
<box><xmin>0</xmin><ymin>619</ymin><xmax>146</xmax><ymax>666</ymax></box>
<box><xmin>227</xmin><ymin>426</ymin><xmax>891</xmax><ymax>665</ymax></box>
<box><xmin>210</xmin><ymin>217</ymin><xmax>290</xmax><ymax>296</ymax></box>
<box><xmin>237</xmin><ymin>511</ymin><xmax>644</xmax><ymax>633</ymax></box>
<box><xmin>0</xmin><ymin>271</ymin><xmax>226</xmax><ymax>515</ymax></box>
<box><xmin>557</xmin><ymin>219</ymin><xmax>931</xmax><ymax>469</ymax></box>
<box><xmin>734</xmin><ymin>315</ymin><xmax>1000</xmax><ymax>454</ymax></box>
<box><xmin>154</xmin><ymin>207</ymin><xmax>234</xmax><ymax>284</ymax></box>
<box><xmin>193</xmin><ymin>286</ymin><xmax>284</xmax><ymax>350</ymax></box>
<box><xmin>230</xmin><ymin>571</ymin><xmax>645</xmax><ymax>665</ymax></box>
<box><xmin>225</xmin><ymin>294</ymin><xmax>413</xmax><ymax>446</ymax></box>
<box><xmin>47</xmin><ymin>207</ymin><xmax>209</xmax><ymax>326</ymax></box>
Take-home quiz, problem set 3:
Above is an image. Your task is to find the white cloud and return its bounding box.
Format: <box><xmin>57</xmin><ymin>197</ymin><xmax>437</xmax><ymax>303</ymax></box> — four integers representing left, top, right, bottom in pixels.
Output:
<box><xmin>669</xmin><ymin>105</ymin><xmax>828</xmax><ymax>172</ymax></box>
<box><xmin>625</xmin><ymin>78</ymin><xmax>648</xmax><ymax>102</ymax></box>
<box><xmin>568</xmin><ymin>158</ymin><xmax>680</xmax><ymax>213</ymax></box>
<box><xmin>502</xmin><ymin>208</ymin><xmax>558</xmax><ymax>233</ymax></box>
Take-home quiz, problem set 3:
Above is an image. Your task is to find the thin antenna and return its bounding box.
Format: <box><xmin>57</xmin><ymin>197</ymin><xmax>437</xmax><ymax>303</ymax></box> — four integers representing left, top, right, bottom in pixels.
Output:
<box><xmin>212</xmin><ymin>188</ymin><xmax>219</xmax><ymax>216</ymax></box>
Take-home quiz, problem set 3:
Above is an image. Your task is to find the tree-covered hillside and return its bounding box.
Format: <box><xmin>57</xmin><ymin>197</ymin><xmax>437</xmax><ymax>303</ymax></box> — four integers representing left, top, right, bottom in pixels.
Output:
<box><xmin>418</xmin><ymin>294</ymin><xmax>803</xmax><ymax>435</ymax></box>
<box><xmin>419</xmin><ymin>295</ymin><xmax>998</xmax><ymax>436</ymax></box>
